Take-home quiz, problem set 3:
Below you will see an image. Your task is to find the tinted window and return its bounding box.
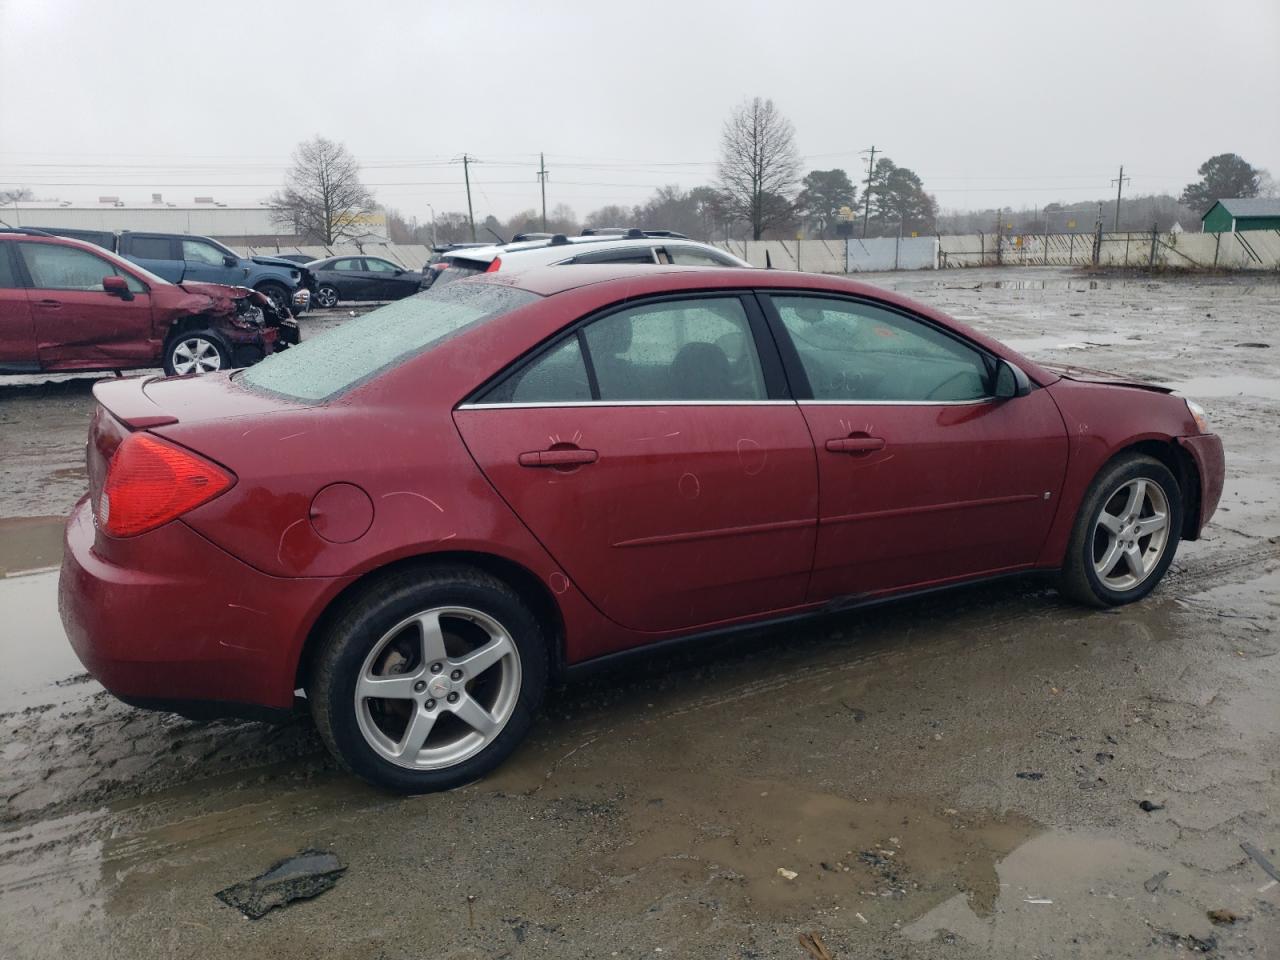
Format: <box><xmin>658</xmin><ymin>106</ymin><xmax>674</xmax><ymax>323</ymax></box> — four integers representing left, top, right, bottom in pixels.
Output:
<box><xmin>240</xmin><ymin>282</ymin><xmax>539</xmax><ymax>402</ymax></box>
<box><xmin>772</xmin><ymin>295</ymin><xmax>991</xmax><ymax>402</ymax></box>
<box><xmin>332</xmin><ymin>258</ymin><xmax>364</xmax><ymax>271</ymax></box>
<box><xmin>569</xmin><ymin>248</ymin><xmax>657</xmax><ymax>265</ymax></box>
<box><xmin>182</xmin><ymin>239</ymin><xmax>226</xmax><ymax>265</ymax></box>
<box><xmin>365</xmin><ymin>258</ymin><xmax>399</xmax><ymax>273</ymax></box>
<box><xmin>19</xmin><ymin>242</ymin><xmax>137</xmax><ymax>292</ymax></box>
<box><xmin>0</xmin><ymin>245</ymin><xmax>17</xmax><ymax>287</ymax></box>
<box><xmin>482</xmin><ymin>336</ymin><xmax>591</xmax><ymax>404</ymax></box>
<box><xmin>666</xmin><ymin>246</ymin><xmax>733</xmax><ymax>266</ymax></box>
<box><xmin>127</xmin><ymin>236</ymin><xmax>173</xmax><ymax>260</ymax></box>
<box><xmin>583</xmin><ymin>297</ymin><xmax>765</xmax><ymax>401</ymax></box>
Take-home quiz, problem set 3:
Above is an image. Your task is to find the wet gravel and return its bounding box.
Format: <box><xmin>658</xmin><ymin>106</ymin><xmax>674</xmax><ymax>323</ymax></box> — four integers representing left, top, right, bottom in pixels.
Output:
<box><xmin>1</xmin><ymin>271</ymin><xmax>1277</xmax><ymax>959</ymax></box>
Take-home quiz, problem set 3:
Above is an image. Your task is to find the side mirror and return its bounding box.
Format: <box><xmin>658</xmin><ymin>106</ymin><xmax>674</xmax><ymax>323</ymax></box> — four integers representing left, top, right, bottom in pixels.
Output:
<box><xmin>993</xmin><ymin>359</ymin><xmax>1032</xmax><ymax>399</ymax></box>
<box><xmin>394</xmin><ymin>268</ymin><xmax>404</xmax><ymax>275</ymax></box>
<box><xmin>223</xmin><ymin>255</ymin><xmax>238</xmax><ymax>267</ymax></box>
<box><xmin>102</xmin><ymin>275</ymin><xmax>133</xmax><ymax>301</ymax></box>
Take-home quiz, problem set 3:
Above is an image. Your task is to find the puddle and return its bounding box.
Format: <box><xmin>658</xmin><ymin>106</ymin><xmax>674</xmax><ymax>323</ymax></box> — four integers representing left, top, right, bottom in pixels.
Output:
<box><xmin>902</xmin><ymin>829</ymin><xmax>1275</xmax><ymax>953</ymax></box>
<box><xmin>1164</xmin><ymin>375</ymin><xmax>1280</xmax><ymax>402</ymax></box>
<box><xmin>0</xmin><ymin>569</ymin><xmax>93</xmax><ymax>711</ymax></box>
<box><xmin>0</xmin><ymin>516</ymin><xmax>66</xmax><ymax>577</ymax></box>
<box><xmin>1004</xmin><ymin>333</ymin><xmax>1134</xmax><ymax>353</ymax></box>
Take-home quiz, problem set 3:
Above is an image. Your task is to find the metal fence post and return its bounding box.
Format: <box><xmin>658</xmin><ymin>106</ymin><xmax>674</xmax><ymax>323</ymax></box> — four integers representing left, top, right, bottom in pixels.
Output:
<box><xmin>1149</xmin><ymin>223</ymin><xmax>1158</xmax><ymax>268</ymax></box>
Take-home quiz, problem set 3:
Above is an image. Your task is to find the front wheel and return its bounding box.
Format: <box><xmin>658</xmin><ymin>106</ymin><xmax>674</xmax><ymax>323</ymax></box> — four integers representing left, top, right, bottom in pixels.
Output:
<box><xmin>163</xmin><ymin>330</ymin><xmax>229</xmax><ymax>376</ymax></box>
<box><xmin>1058</xmin><ymin>453</ymin><xmax>1182</xmax><ymax>607</ymax></box>
<box><xmin>315</xmin><ymin>284</ymin><xmax>340</xmax><ymax>308</ymax></box>
<box><xmin>255</xmin><ymin>282</ymin><xmax>291</xmax><ymax>314</ymax></box>
<box><xmin>309</xmin><ymin>565</ymin><xmax>548</xmax><ymax>793</ymax></box>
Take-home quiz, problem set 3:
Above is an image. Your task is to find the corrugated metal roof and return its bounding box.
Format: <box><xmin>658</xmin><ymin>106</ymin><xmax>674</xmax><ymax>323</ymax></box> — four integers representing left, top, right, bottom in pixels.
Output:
<box><xmin>1210</xmin><ymin>198</ymin><xmax>1280</xmax><ymax>218</ymax></box>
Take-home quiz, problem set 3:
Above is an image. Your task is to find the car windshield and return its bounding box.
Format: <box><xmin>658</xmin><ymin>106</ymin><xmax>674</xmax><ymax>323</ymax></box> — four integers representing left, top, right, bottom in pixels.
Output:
<box><xmin>239</xmin><ymin>280</ymin><xmax>539</xmax><ymax>402</ymax></box>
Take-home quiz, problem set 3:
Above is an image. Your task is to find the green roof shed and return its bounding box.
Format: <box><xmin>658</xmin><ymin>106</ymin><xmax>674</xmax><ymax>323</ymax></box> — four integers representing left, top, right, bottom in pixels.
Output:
<box><xmin>1201</xmin><ymin>198</ymin><xmax>1280</xmax><ymax>233</ymax></box>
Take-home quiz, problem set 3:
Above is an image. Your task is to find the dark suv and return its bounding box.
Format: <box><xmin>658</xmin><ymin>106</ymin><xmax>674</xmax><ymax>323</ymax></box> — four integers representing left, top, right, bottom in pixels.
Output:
<box><xmin>0</xmin><ymin>229</ymin><xmax>298</xmax><ymax>376</ymax></box>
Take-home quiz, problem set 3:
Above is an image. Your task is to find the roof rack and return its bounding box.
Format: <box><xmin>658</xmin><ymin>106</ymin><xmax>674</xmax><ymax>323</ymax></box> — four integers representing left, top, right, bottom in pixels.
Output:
<box><xmin>579</xmin><ymin>227</ymin><xmax>689</xmax><ymax>240</ymax></box>
<box><xmin>512</xmin><ymin>232</ymin><xmax>554</xmax><ymax>242</ymax></box>
<box><xmin>0</xmin><ymin>226</ymin><xmax>54</xmax><ymax>237</ymax></box>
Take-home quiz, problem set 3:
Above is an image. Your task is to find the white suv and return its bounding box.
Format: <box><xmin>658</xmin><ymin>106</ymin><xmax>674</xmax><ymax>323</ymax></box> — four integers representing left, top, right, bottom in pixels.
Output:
<box><xmin>423</xmin><ymin>230</ymin><xmax>748</xmax><ymax>288</ymax></box>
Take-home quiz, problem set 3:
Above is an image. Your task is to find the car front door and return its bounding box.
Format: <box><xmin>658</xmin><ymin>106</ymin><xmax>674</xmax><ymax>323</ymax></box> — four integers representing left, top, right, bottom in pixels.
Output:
<box><xmin>761</xmin><ymin>292</ymin><xmax>1069</xmax><ymax>601</ymax></box>
<box><xmin>0</xmin><ymin>243</ymin><xmax>36</xmax><ymax>371</ymax></box>
<box><xmin>454</xmin><ymin>293</ymin><xmax>819</xmax><ymax>635</ymax></box>
<box><xmin>181</xmin><ymin>237</ymin><xmax>247</xmax><ymax>286</ymax></box>
<box><xmin>17</xmin><ymin>241</ymin><xmax>155</xmax><ymax>370</ymax></box>
<box><xmin>363</xmin><ymin>257</ymin><xmax>417</xmax><ymax>299</ymax></box>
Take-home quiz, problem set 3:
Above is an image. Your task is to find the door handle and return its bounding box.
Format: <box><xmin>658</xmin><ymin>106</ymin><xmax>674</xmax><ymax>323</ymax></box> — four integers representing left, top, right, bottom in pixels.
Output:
<box><xmin>518</xmin><ymin>448</ymin><xmax>599</xmax><ymax>467</ymax></box>
<box><xmin>36</xmin><ymin>298</ymin><xmax>62</xmax><ymax>308</ymax></box>
<box><xmin>825</xmin><ymin>436</ymin><xmax>885</xmax><ymax>454</ymax></box>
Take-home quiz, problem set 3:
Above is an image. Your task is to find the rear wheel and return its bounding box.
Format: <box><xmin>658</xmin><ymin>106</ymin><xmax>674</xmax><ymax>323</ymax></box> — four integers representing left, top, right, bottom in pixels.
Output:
<box><xmin>163</xmin><ymin>330</ymin><xmax>229</xmax><ymax>376</ymax></box>
<box><xmin>309</xmin><ymin>565</ymin><xmax>548</xmax><ymax>793</ymax></box>
<box><xmin>1059</xmin><ymin>454</ymin><xmax>1182</xmax><ymax>607</ymax></box>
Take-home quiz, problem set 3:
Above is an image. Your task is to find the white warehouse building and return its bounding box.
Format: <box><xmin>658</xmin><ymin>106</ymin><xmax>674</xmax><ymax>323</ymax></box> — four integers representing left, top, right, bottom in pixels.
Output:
<box><xmin>0</xmin><ymin>196</ymin><xmax>388</xmax><ymax>244</ymax></box>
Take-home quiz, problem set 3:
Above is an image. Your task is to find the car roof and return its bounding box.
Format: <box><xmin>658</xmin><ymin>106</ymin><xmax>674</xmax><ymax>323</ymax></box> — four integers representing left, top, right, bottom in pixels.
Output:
<box><xmin>445</xmin><ymin>235</ymin><xmax>741</xmax><ymax>268</ymax></box>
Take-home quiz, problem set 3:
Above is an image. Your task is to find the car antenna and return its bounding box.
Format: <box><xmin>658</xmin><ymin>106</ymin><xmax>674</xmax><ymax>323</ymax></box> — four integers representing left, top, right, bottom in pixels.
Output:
<box><xmin>485</xmin><ymin>226</ymin><xmax>507</xmax><ymax>245</ymax></box>
<box><xmin>765</xmin><ymin>249</ymin><xmax>774</xmax><ymax>269</ymax></box>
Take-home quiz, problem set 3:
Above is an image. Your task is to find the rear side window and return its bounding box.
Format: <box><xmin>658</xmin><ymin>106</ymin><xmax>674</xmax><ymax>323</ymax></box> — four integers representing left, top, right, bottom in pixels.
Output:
<box><xmin>332</xmin><ymin>258</ymin><xmax>364</xmax><ymax>271</ymax></box>
<box><xmin>240</xmin><ymin>281</ymin><xmax>539</xmax><ymax>402</ymax></box>
<box><xmin>666</xmin><ymin>246</ymin><xmax>733</xmax><ymax>266</ymax></box>
<box><xmin>568</xmin><ymin>248</ymin><xmax>657</xmax><ymax>265</ymax></box>
<box><xmin>127</xmin><ymin>236</ymin><xmax>174</xmax><ymax>260</ymax></box>
<box><xmin>482</xmin><ymin>337</ymin><xmax>591</xmax><ymax>404</ymax></box>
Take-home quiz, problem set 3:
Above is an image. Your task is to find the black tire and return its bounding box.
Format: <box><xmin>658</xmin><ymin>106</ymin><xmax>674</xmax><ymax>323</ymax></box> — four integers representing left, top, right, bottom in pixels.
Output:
<box><xmin>162</xmin><ymin>329</ymin><xmax>230</xmax><ymax>376</ymax></box>
<box><xmin>309</xmin><ymin>564</ymin><xmax>548</xmax><ymax>793</ymax></box>
<box><xmin>1058</xmin><ymin>453</ymin><xmax>1182</xmax><ymax>608</ymax></box>
<box><xmin>316</xmin><ymin>284</ymin><xmax>340</xmax><ymax>309</ymax></box>
<box><xmin>255</xmin><ymin>281</ymin><xmax>291</xmax><ymax>313</ymax></box>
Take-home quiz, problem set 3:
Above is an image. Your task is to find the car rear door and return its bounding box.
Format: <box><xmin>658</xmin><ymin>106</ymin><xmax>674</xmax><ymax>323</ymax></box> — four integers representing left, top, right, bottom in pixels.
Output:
<box><xmin>17</xmin><ymin>241</ymin><xmax>156</xmax><ymax>369</ymax></box>
<box><xmin>0</xmin><ymin>243</ymin><xmax>36</xmax><ymax>371</ymax></box>
<box><xmin>454</xmin><ymin>292</ymin><xmax>819</xmax><ymax>633</ymax></box>
<box><xmin>760</xmin><ymin>292</ymin><xmax>1069</xmax><ymax>601</ymax></box>
<box><xmin>119</xmin><ymin>234</ymin><xmax>183</xmax><ymax>282</ymax></box>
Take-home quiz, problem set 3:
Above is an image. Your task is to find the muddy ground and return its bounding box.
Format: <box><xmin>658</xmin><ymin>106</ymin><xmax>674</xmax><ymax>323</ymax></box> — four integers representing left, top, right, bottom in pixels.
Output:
<box><xmin>1</xmin><ymin>268</ymin><xmax>1277</xmax><ymax>959</ymax></box>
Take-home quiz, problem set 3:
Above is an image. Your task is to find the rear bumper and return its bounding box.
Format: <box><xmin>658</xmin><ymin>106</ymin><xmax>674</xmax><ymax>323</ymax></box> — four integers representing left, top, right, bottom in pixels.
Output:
<box><xmin>58</xmin><ymin>497</ymin><xmax>344</xmax><ymax>714</ymax></box>
<box><xmin>1178</xmin><ymin>433</ymin><xmax>1225</xmax><ymax>536</ymax></box>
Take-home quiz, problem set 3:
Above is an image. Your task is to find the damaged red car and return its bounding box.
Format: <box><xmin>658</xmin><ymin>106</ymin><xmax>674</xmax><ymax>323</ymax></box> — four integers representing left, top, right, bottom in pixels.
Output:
<box><xmin>59</xmin><ymin>266</ymin><xmax>1224</xmax><ymax>793</ymax></box>
<box><xmin>0</xmin><ymin>229</ymin><xmax>298</xmax><ymax>376</ymax></box>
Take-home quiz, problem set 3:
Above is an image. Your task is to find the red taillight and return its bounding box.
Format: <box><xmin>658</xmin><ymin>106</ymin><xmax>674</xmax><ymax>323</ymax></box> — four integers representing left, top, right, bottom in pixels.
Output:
<box><xmin>98</xmin><ymin>433</ymin><xmax>234</xmax><ymax>538</ymax></box>
<box><xmin>485</xmin><ymin>257</ymin><xmax>502</xmax><ymax>273</ymax></box>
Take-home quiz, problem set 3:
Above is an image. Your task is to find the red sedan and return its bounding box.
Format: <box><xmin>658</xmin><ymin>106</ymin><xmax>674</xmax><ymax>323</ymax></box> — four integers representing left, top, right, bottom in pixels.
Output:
<box><xmin>59</xmin><ymin>266</ymin><xmax>1225</xmax><ymax>792</ymax></box>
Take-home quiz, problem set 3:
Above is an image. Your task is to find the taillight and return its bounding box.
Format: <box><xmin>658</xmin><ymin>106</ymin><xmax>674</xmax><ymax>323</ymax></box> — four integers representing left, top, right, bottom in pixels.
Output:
<box><xmin>485</xmin><ymin>257</ymin><xmax>502</xmax><ymax>273</ymax></box>
<box><xmin>98</xmin><ymin>433</ymin><xmax>234</xmax><ymax>538</ymax></box>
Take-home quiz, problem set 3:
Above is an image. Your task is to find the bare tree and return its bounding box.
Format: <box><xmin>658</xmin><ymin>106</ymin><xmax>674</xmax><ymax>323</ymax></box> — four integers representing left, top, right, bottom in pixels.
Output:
<box><xmin>0</xmin><ymin>187</ymin><xmax>34</xmax><ymax>204</ymax></box>
<box><xmin>717</xmin><ymin>97</ymin><xmax>800</xmax><ymax>240</ymax></box>
<box><xmin>270</xmin><ymin>136</ymin><xmax>375</xmax><ymax>244</ymax></box>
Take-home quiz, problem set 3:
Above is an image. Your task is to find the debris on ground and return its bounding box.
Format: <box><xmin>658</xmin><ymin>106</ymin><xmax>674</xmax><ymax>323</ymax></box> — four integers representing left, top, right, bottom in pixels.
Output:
<box><xmin>1154</xmin><ymin>930</ymin><xmax>1217</xmax><ymax>953</ymax></box>
<box><xmin>1023</xmin><ymin>896</ymin><xmax>1053</xmax><ymax>905</ymax></box>
<box><xmin>797</xmin><ymin>931</ymin><xmax>835</xmax><ymax>960</ymax></box>
<box><xmin>777</xmin><ymin>867</ymin><xmax>798</xmax><ymax>880</ymax></box>
<box><xmin>1144</xmin><ymin>870</ymin><xmax>1170</xmax><ymax>894</ymax></box>
<box><xmin>214</xmin><ymin>848</ymin><xmax>346</xmax><ymax>919</ymax></box>
<box><xmin>1016</xmin><ymin>771</ymin><xmax>1044</xmax><ymax>781</ymax></box>
<box><xmin>1240</xmin><ymin>842</ymin><xmax>1280</xmax><ymax>883</ymax></box>
<box><xmin>1208</xmin><ymin>908</ymin><xmax>1243</xmax><ymax>925</ymax></box>
<box><xmin>1138</xmin><ymin>799</ymin><xmax>1165</xmax><ymax>812</ymax></box>
<box><xmin>1234</xmin><ymin>342</ymin><xmax>1270</xmax><ymax>348</ymax></box>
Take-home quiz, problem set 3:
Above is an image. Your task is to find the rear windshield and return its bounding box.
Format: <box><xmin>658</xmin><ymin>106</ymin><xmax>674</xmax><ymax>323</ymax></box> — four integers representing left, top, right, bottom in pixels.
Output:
<box><xmin>430</xmin><ymin>258</ymin><xmax>489</xmax><ymax>288</ymax></box>
<box><xmin>240</xmin><ymin>281</ymin><xmax>538</xmax><ymax>401</ymax></box>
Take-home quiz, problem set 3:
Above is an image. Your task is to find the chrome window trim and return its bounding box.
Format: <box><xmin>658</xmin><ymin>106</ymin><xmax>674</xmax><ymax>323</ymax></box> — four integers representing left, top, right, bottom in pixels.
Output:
<box><xmin>457</xmin><ymin>397</ymin><xmax>996</xmax><ymax>410</ymax></box>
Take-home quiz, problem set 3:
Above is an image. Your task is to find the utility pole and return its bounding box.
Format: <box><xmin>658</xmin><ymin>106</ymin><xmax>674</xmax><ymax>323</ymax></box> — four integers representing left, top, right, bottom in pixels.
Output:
<box><xmin>860</xmin><ymin>145</ymin><xmax>877</xmax><ymax>238</ymax></box>
<box><xmin>1111</xmin><ymin>164</ymin><xmax>1130</xmax><ymax>232</ymax></box>
<box><xmin>537</xmin><ymin>153</ymin><xmax>549</xmax><ymax>232</ymax></box>
<box><xmin>460</xmin><ymin>154</ymin><xmax>477</xmax><ymax>241</ymax></box>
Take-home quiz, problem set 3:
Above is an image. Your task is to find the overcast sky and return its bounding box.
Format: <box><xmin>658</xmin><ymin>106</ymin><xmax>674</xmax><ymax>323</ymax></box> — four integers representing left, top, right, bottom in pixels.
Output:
<box><xmin>2</xmin><ymin>0</ymin><xmax>1277</xmax><ymax>222</ymax></box>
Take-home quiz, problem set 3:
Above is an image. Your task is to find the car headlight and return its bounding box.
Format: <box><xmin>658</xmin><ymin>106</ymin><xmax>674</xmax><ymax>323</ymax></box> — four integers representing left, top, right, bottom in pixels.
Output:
<box><xmin>1185</xmin><ymin>399</ymin><xmax>1210</xmax><ymax>434</ymax></box>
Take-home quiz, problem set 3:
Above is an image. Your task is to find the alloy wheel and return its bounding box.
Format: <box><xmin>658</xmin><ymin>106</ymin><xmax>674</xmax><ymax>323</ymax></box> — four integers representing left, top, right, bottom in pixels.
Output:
<box><xmin>1091</xmin><ymin>478</ymin><xmax>1171</xmax><ymax>591</ymax></box>
<box><xmin>354</xmin><ymin>606</ymin><xmax>521</xmax><ymax>770</ymax></box>
<box><xmin>317</xmin><ymin>286</ymin><xmax>339</xmax><ymax>308</ymax></box>
<box><xmin>170</xmin><ymin>337</ymin><xmax>223</xmax><ymax>375</ymax></box>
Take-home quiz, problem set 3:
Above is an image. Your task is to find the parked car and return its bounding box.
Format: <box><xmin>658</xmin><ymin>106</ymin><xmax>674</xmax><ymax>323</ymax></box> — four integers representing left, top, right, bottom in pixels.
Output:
<box><xmin>0</xmin><ymin>228</ymin><xmax>298</xmax><ymax>375</ymax></box>
<box><xmin>60</xmin><ymin>265</ymin><xmax>1224</xmax><ymax>793</ymax></box>
<box><xmin>260</xmin><ymin>253</ymin><xmax>316</xmax><ymax>265</ymax></box>
<box><xmin>31</xmin><ymin>227</ymin><xmax>314</xmax><ymax>314</ymax></box>
<box><xmin>422</xmin><ymin>230</ymin><xmax>747</xmax><ymax>288</ymax></box>
<box><xmin>306</xmin><ymin>255</ymin><xmax>424</xmax><ymax>307</ymax></box>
